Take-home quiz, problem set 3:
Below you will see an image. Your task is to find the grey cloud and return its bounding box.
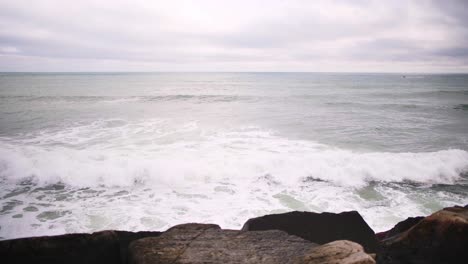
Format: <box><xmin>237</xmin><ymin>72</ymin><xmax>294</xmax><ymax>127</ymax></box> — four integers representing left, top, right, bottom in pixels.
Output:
<box><xmin>431</xmin><ymin>0</ymin><xmax>468</xmax><ymax>24</ymax></box>
<box><xmin>434</xmin><ymin>47</ymin><xmax>468</xmax><ymax>58</ymax></box>
<box><xmin>0</xmin><ymin>0</ymin><xmax>468</xmax><ymax>72</ymax></box>
<box><xmin>346</xmin><ymin>38</ymin><xmax>427</xmax><ymax>61</ymax></box>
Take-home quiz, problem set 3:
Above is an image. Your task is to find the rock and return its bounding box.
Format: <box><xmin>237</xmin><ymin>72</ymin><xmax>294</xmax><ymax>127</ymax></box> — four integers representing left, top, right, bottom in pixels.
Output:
<box><xmin>0</xmin><ymin>230</ymin><xmax>161</xmax><ymax>264</ymax></box>
<box><xmin>115</xmin><ymin>231</ymin><xmax>163</xmax><ymax>263</ymax></box>
<box><xmin>242</xmin><ymin>211</ymin><xmax>379</xmax><ymax>253</ymax></box>
<box><xmin>128</xmin><ymin>223</ymin><xmax>375</xmax><ymax>264</ymax></box>
<box><xmin>378</xmin><ymin>206</ymin><xmax>468</xmax><ymax>264</ymax></box>
<box><xmin>298</xmin><ymin>240</ymin><xmax>376</xmax><ymax>264</ymax></box>
<box><xmin>129</xmin><ymin>223</ymin><xmax>313</xmax><ymax>263</ymax></box>
<box><xmin>376</xmin><ymin>216</ymin><xmax>424</xmax><ymax>240</ymax></box>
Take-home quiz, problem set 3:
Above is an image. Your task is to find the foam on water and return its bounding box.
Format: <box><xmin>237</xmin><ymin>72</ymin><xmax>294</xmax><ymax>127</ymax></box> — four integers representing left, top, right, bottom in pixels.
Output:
<box><xmin>1</xmin><ymin>119</ymin><xmax>467</xmax><ymax>188</ymax></box>
<box><xmin>1</xmin><ymin>119</ymin><xmax>467</xmax><ymax>239</ymax></box>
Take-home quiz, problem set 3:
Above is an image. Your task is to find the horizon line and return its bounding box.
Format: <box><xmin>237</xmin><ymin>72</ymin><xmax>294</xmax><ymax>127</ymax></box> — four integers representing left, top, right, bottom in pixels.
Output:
<box><xmin>1</xmin><ymin>71</ymin><xmax>468</xmax><ymax>75</ymax></box>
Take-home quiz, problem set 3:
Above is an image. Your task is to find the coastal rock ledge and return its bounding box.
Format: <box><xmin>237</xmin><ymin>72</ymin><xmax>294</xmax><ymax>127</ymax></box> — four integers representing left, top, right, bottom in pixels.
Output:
<box><xmin>1</xmin><ymin>206</ymin><xmax>467</xmax><ymax>263</ymax></box>
<box><xmin>378</xmin><ymin>205</ymin><xmax>468</xmax><ymax>264</ymax></box>
<box><xmin>0</xmin><ymin>230</ymin><xmax>162</xmax><ymax>264</ymax></box>
<box><xmin>242</xmin><ymin>210</ymin><xmax>379</xmax><ymax>253</ymax></box>
<box><xmin>128</xmin><ymin>223</ymin><xmax>375</xmax><ymax>264</ymax></box>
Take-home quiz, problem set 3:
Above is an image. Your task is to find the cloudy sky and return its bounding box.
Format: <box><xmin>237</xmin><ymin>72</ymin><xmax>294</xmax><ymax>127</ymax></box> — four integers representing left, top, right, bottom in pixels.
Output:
<box><xmin>0</xmin><ymin>0</ymin><xmax>467</xmax><ymax>72</ymax></box>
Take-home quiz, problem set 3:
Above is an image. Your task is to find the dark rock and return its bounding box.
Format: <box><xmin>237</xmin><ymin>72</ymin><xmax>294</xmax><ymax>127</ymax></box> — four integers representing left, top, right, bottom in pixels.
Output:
<box><xmin>378</xmin><ymin>206</ymin><xmax>468</xmax><ymax>264</ymax></box>
<box><xmin>128</xmin><ymin>223</ymin><xmax>375</xmax><ymax>264</ymax></box>
<box><xmin>377</xmin><ymin>216</ymin><xmax>424</xmax><ymax>240</ymax></box>
<box><xmin>242</xmin><ymin>211</ymin><xmax>379</xmax><ymax>253</ymax></box>
<box><xmin>0</xmin><ymin>231</ymin><xmax>119</xmax><ymax>264</ymax></box>
<box><xmin>0</xmin><ymin>230</ymin><xmax>161</xmax><ymax>264</ymax></box>
<box><xmin>115</xmin><ymin>231</ymin><xmax>163</xmax><ymax>264</ymax></box>
<box><xmin>375</xmin><ymin>232</ymin><xmax>387</xmax><ymax>241</ymax></box>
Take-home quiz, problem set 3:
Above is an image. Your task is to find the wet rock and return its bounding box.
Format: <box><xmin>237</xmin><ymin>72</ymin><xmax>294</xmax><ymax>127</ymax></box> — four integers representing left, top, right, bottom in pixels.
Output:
<box><xmin>376</xmin><ymin>216</ymin><xmax>424</xmax><ymax>240</ymax></box>
<box><xmin>0</xmin><ymin>230</ymin><xmax>161</xmax><ymax>264</ymax></box>
<box><xmin>128</xmin><ymin>223</ymin><xmax>375</xmax><ymax>264</ymax></box>
<box><xmin>297</xmin><ymin>240</ymin><xmax>376</xmax><ymax>264</ymax></box>
<box><xmin>378</xmin><ymin>206</ymin><xmax>468</xmax><ymax>264</ymax></box>
<box><xmin>242</xmin><ymin>211</ymin><xmax>379</xmax><ymax>253</ymax></box>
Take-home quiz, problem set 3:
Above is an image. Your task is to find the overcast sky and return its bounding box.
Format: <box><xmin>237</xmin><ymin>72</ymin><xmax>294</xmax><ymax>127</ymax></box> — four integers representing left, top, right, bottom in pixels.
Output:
<box><xmin>1</xmin><ymin>0</ymin><xmax>467</xmax><ymax>72</ymax></box>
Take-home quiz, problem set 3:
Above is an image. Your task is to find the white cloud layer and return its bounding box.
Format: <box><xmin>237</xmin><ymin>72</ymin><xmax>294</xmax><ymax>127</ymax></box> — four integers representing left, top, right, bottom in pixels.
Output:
<box><xmin>1</xmin><ymin>0</ymin><xmax>467</xmax><ymax>72</ymax></box>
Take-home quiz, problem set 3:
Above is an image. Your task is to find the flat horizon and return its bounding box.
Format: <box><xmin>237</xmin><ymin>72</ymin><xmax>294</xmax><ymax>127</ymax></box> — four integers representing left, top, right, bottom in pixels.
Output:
<box><xmin>2</xmin><ymin>71</ymin><xmax>468</xmax><ymax>74</ymax></box>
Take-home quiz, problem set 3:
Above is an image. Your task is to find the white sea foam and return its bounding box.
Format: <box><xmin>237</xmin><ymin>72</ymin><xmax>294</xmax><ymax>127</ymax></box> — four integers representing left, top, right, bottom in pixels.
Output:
<box><xmin>1</xmin><ymin>119</ymin><xmax>467</xmax><ymax>240</ymax></box>
<box><xmin>1</xmin><ymin>120</ymin><xmax>467</xmax><ymax>188</ymax></box>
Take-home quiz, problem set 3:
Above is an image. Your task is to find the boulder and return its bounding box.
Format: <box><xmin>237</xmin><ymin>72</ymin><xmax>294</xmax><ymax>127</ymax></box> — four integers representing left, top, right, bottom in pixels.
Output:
<box><xmin>378</xmin><ymin>206</ymin><xmax>468</xmax><ymax>264</ymax></box>
<box><xmin>0</xmin><ymin>230</ymin><xmax>161</xmax><ymax>264</ymax></box>
<box><xmin>242</xmin><ymin>211</ymin><xmax>379</xmax><ymax>253</ymax></box>
<box><xmin>376</xmin><ymin>216</ymin><xmax>424</xmax><ymax>240</ymax></box>
<box><xmin>298</xmin><ymin>240</ymin><xmax>376</xmax><ymax>264</ymax></box>
<box><xmin>128</xmin><ymin>223</ymin><xmax>375</xmax><ymax>264</ymax></box>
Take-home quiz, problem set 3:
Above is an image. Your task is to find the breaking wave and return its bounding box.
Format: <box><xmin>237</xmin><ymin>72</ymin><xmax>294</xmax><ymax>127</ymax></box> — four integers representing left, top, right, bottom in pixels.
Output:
<box><xmin>1</xmin><ymin>120</ymin><xmax>467</xmax><ymax>189</ymax></box>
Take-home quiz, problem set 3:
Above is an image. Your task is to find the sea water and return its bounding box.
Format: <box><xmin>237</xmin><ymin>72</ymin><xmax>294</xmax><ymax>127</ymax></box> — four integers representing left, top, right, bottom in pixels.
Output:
<box><xmin>0</xmin><ymin>72</ymin><xmax>467</xmax><ymax>239</ymax></box>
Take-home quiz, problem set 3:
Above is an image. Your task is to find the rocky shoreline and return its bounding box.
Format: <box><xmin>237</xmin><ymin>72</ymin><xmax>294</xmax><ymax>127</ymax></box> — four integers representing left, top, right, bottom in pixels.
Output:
<box><xmin>1</xmin><ymin>205</ymin><xmax>467</xmax><ymax>264</ymax></box>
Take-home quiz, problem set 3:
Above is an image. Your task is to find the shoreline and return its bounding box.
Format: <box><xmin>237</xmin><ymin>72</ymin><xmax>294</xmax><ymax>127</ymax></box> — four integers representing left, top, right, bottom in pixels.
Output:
<box><xmin>1</xmin><ymin>204</ymin><xmax>466</xmax><ymax>264</ymax></box>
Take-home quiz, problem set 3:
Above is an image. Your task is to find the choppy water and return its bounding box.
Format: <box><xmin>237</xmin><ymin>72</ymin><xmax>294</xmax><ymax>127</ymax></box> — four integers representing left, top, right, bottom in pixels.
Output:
<box><xmin>1</xmin><ymin>72</ymin><xmax>467</xmax><ymax>240</ymax></box>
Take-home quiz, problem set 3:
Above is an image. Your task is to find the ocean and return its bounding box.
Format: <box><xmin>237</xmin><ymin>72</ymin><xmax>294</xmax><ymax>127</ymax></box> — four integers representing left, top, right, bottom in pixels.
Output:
<box><xmin>0</xmin><ymin>72</ymin><xmax>467</xmax><ymax>240</ymax></box>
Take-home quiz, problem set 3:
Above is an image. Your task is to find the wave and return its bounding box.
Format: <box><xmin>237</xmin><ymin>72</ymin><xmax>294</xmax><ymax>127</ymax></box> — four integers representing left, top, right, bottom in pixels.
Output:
<box><xmin>1</xmin><ymin>121</ymin><xmax>467</xmax><ymax>188</ymax></box>
<box><xmin>325</xmin><ymin>101</ymin><xmax>429</xmax><ymax>109</ymax></box>
<box><xmin>454</xmin><ymin>104</ymin><xmax>468</xmax><ymax>111</ymax></box>
<box><xmin>411</xmin><ymin>90</ymin><xmax>468</xmax><ymax>97</ymax></box>
<box><xmin>0</xmin><ymin>95</ymin><xmax>261</xmax><ymax>104</ymax></box>
<box><xmin>1</xmin><ymin>120</ymin><xmax>468</xmax><ymax>240</ymax></box>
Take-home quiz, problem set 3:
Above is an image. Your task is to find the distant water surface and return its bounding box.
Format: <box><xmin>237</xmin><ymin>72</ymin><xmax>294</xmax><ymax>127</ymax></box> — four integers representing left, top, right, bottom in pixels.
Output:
<box><xmin>0</xmin><ymin>72</ymin><xmax>467</xmax><ymax>239</ymax></box>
